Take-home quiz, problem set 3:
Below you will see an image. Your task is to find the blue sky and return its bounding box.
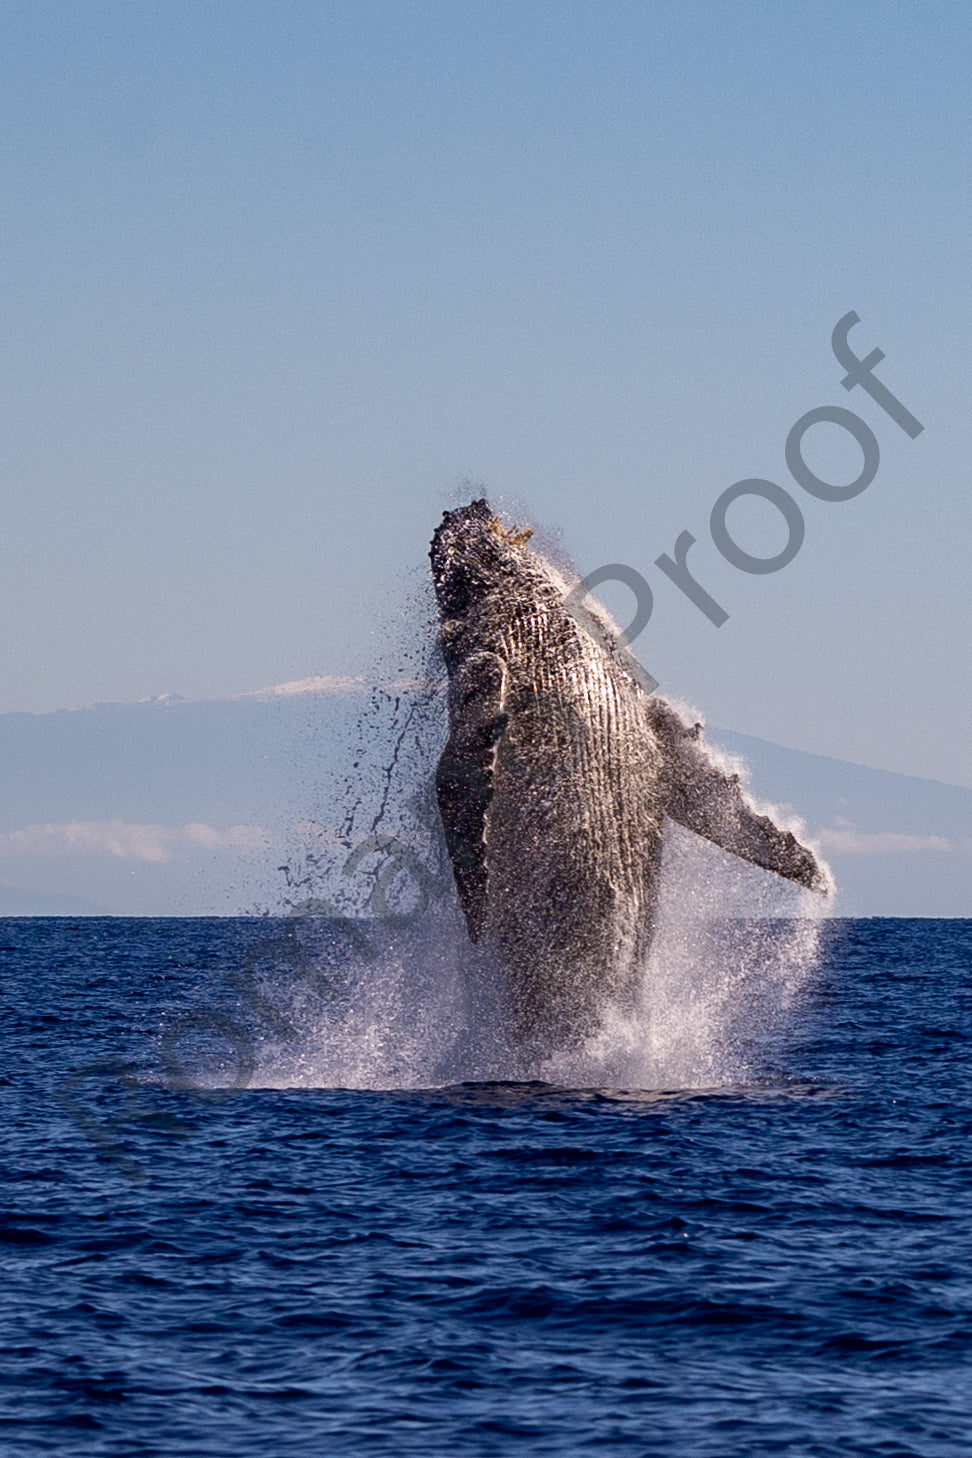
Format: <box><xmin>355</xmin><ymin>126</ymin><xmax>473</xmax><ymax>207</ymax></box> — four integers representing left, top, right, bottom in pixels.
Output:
<box><xmin>2</xmin><ymin>1</ymin><xmax>970</xmax><ymax>787</ymax></box>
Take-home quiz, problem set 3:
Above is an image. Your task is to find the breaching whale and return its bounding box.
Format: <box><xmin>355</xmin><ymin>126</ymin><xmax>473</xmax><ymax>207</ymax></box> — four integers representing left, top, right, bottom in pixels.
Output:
<box><xmin>429</xmin><ymin>499</ymin><xmax>827</xmax><ymax>1048</ymax></box>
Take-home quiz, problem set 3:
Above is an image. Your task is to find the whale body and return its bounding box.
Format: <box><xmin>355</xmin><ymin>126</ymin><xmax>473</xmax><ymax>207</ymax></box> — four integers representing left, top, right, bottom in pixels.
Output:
<box><xmin>429</xmin><ymin>499</ymin><xmax>826</xmax><ymax>1048</ymax></box>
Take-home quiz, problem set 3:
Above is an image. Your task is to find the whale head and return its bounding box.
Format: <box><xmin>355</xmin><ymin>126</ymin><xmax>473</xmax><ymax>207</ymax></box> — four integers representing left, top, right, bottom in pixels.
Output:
<box><xmin>429</xmin><ymin>499</ymin><xmax>534</xmax><ymax>619</ymax></box>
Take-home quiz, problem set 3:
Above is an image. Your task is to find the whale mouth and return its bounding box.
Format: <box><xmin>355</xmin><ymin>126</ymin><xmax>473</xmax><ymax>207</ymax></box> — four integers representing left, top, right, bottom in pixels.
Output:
<box><xmin>433</xmin><ymin>498</ymin><xmax>493</xmax><ymax>542</ymax></box>
<box><xmin>431</xmin><ymin>500</ymin><xmax>534</xmax><ymax>565</ymax></box>
<box><xmin>429</xmin><ymin>499</ymin><xmax>536</xmax><ymax>619</ymax></box>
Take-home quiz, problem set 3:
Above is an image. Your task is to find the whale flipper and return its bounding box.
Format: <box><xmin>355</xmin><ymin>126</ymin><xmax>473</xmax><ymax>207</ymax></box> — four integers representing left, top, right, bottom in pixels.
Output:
<box><xmin>435</xmin><ymin>651</ymin><xmax>509</xmax><ymax>940</ymax></box>
<box><xmin>651</xmin><ymin>701</ymin><xmax>825</xmax><ymax>891</ymax></box>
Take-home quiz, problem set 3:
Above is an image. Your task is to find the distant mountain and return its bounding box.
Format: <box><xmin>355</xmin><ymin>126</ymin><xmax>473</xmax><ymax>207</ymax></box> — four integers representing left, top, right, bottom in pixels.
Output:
<box><xmin>710</xmin><ymin>729</ymin><xmax>972</xmax><ymax>917</ymax></box>
<box><xmin>0</xmin><ymin>884</ymin><xmax>112</xmax><ymax>916</ymax></box>
<box><xmin>0</xmin><ymin>685</ymin><xmax>369</xmax><ymax>915</ymax></box>
<box><xmin>0</xmin><ymin>685</ymin><xmax>967</xmax><ymax>916</ymax></box>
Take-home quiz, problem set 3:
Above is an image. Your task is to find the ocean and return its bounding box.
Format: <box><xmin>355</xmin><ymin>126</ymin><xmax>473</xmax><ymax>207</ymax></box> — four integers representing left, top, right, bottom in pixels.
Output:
<box><xmin>3</xmin><ymin>916</ymin><xmax>971</xmax><ymax>1456</ymax></box>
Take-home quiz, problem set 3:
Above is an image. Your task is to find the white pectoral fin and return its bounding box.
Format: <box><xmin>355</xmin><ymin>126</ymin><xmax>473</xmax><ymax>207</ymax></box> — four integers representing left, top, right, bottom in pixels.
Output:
<box><xmin>435</xmin><ymin>653</ymin><xmax>509</xmax><ymax>939</ymax></box>
<box><xmin>652</xmin><ymin>701</ymin><xmax>828</xmax><ymax>893</ymax></box>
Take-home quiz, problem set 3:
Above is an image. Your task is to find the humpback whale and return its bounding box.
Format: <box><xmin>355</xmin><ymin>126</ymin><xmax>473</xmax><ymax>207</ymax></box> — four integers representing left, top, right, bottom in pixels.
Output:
<box><xmin>429</xmin><ymin>499</ymin><xmax>827</xmax><ymax>1049</ymax></box>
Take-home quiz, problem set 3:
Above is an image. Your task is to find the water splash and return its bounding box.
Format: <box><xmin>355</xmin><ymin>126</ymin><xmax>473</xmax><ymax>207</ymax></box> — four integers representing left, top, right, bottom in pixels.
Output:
<box><xmin>243</xmin><ymin>816</ymin><xmax>827</xmax><ymax>1094</ymax></box>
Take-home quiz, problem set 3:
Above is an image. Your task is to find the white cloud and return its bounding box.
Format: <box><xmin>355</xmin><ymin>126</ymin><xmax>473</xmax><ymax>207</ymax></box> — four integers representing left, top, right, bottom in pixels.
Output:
<box><xmin>237</xmin><ymin>675</ymin><xmax>365</xmax><ymax>699</ymax></box>
<box><xmin>816</xmin><ymin>824</ymin><xmax>954</xmax><ymax>854</ymax></box>
<box><xmin>235</xmin><ymin>674</ymin><xmax>430</xmax><ymax>700</ymax></box>
<box><xmin>183</xmin><ymin>822</ymin><xmax>274</xmax><ymax>851</ymax></box>
<box><xmin>0</xmin><ymin>819</ymin><xmax>276</xmax><ymax>862</ymax></box>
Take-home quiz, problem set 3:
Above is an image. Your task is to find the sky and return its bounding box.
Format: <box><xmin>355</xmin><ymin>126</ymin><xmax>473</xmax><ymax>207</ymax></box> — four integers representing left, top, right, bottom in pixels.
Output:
<box><xmin>1</xmin><ymin>1</ymin><xmax>970</xmax><ymax>788</ymax></box>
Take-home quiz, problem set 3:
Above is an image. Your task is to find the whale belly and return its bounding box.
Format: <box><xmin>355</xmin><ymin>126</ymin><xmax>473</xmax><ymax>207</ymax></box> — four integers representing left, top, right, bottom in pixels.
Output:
<box><xmin>480</xmin><ymin>671</ymin><xmax>666</xmax><ymax>1044</ymax></box>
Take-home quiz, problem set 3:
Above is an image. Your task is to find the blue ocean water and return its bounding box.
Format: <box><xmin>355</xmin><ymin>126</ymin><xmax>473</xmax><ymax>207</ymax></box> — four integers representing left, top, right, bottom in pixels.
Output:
<box><xmin>3</xmin><ymin>916</ymin><xmax>972</xmax><ymax>1456</ymax></box>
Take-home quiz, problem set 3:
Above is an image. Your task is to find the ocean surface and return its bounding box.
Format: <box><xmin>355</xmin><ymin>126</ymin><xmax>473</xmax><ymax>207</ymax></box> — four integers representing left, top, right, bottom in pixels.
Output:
<box><xmin>3</xmin><ymin>915</ymin><xmax>972</xmax><ymax>1456</ymax></box>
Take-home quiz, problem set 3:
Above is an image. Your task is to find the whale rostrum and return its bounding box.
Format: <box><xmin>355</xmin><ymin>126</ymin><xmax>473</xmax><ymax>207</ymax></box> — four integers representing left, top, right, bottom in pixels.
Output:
<box><xmin>429</xmin><ymin>499</ymin><xmax>828</xmax><ymax>1048</ymax></box>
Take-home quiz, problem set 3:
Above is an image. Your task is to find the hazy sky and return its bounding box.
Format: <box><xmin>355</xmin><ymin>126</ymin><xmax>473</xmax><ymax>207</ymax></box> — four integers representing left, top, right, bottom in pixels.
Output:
<box><xmin>2</xmin><ymin>1</ymin><xmax>970</xmax><ymax>787</ymax></box>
